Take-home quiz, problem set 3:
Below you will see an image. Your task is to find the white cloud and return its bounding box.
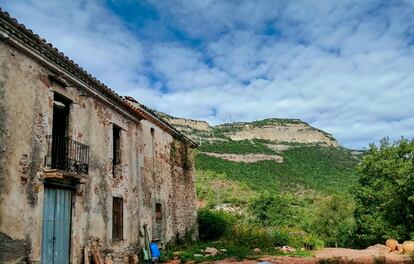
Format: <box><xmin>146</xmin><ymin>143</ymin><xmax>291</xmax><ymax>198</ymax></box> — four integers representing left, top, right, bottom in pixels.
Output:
<box><xmin>0</xmin><ymin>0</ymin><xmax>149</xmax><ymax>91</ymax></box>
<box><xmin>149</xmin><ymin>43</ymin><xmax>229</xmax><ymax>90</ymax></box>
<box><xmin>1</xmin><ymin>0</ymin><xmax>414</xmax><ymax>149</ymax></box>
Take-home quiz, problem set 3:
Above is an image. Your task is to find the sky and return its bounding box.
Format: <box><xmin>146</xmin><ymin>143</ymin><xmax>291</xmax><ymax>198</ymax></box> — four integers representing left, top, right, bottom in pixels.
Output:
<box><xmin>1</xmin><ymin>0</ymin><xmax>414</xmax><ymax>149</ymax></box>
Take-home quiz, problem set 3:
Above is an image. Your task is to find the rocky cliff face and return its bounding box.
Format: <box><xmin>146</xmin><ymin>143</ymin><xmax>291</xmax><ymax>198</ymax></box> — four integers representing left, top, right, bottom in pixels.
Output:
<box><xmin>155</xmin><ymin>111</ymin><xmax>211</xmax><ymax>131</ymax></box>
<box><xmin>159</xmin><ymin>114</ymin><xmax>339</xmax><ymax>147</ymax></box>
<box><xmin>166</xmin><ymin>117</ymin><xmax>211</xmax><ymax>131</ymax></box>
<box><xmin>218</xmin><ymin>122</ymin><xmax>338</xmax><ymax>147</ymax></box>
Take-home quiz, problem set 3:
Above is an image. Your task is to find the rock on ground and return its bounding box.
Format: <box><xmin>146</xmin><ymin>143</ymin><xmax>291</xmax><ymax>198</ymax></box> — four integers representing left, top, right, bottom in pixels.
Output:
<box><xmin>204</xmin><ymin>247</ymin><xmax>219</xmax><ymax>256</ymax></box>
<box><xmin>253</xmin><ymin>248</ymin><xmax>261</xmax><ymax>254</ymax></box>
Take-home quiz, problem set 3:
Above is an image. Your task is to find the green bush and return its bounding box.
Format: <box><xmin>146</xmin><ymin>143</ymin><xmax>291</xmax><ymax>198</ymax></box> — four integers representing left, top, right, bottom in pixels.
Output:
<box><xmin>197</xmin><ymin>209</ymin><xmax>235</xmax><ymax>241</ymax></box>
<box><xmin>248</xmin><ymin>192</ymin><xmax>297</xmax><ymax>227</ymax></box>
<box><xmin>302</xmin><ymin>233</ymin><xmax>325</xmax><ymax>250</ymax></box>
<box><xmin>309</xmin><ymin>195</ymin><xmax>355</xmax><ymax>247</ymax></box>
<box><xmin>228</xmin><ymin>223</ymin><xmax>321</xmax><ymax>251</ymax></box>
<box><xmin>230</xmin><ymin>224</ymin><xmax>273</xmax><ymax>249</ymax></box>
<box><xmin>271</xmin><ymin>229</ymin><xmax>291</xmax><ymax>247</ymax></box>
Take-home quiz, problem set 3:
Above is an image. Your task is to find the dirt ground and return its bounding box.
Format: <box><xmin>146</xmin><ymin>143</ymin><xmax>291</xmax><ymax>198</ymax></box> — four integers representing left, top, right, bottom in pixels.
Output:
<box><xmin>313</xmin><ymin>246</ymin><xmax>411</xmax><ymax>263</ymax></box>
<box><xmin>167</xmin><ymin>245</ymin><xmax>412</xmax><ymax>264</ymax></box>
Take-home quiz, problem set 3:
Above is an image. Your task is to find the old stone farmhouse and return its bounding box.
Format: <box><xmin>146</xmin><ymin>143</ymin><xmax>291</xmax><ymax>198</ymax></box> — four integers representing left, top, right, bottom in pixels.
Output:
<box><xmin>0</xmin><ymin>9</ymin><xmax>198</xmax><ymax>264</ymax></box>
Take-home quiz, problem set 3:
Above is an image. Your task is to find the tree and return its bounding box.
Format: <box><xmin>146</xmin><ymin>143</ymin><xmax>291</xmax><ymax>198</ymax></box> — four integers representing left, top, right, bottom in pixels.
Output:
<box><xmin>310</xmin><ymin>195</ymin><xmax>355</xmax><ymax>247</ymax></box>
<box><xmin>197</xmin><ymin>209</ymin><xmax>235</xmax><ymax>241</ymax></box>
<box><xmin>353</xmin><ymin>138</ymin><xmax>414</xmax><ymax>247</ymax></box>
<box><xmin>248</xmin><ymin>192</ymin><xmax>297</xmax><ymax>227</ymax></box>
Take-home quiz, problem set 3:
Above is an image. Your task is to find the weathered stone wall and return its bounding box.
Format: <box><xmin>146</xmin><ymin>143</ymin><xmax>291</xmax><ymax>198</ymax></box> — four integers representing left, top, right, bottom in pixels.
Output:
<box><xmin>169</xmin><ymin>140</ymin><xmax>198</xmax><ymax>242</ymax></box>
<box><xmin>0</xmin><ymin>40</ymin><xmax>197</xmax><ymax>263</ymax></box>
<box><xmin>0</xmin><ymin>41</ymin><xmax>50</xmax><ymax>263</ymax></box>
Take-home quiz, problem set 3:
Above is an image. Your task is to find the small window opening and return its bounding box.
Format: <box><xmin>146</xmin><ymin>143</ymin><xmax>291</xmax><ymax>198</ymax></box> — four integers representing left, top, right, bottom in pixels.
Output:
<box><xmin>155</xmin><ymin>203</ymin><xmax>162</xmax><ymax>220</ymax></box>
<box><xmin>112</xmin><ymin>197</ymin><xmax>123</xmax><ymax>240</ymax></box>
<box><xmin>112</xmin><ymin>125</ymin><xmax>121</xmax><ymax>176</ymax></box>
<box><xmin>150</xmin><ymin>127</ymin><xmax>155</xmax><ymax>136</ymax></box>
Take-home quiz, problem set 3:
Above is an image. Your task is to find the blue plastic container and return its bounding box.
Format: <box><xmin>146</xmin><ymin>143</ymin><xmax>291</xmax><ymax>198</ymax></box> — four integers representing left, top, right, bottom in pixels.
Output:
<box><xmin>150</xmin><ymin>242</ymin><xmax>161</xmax><ymax>258</ymax></box>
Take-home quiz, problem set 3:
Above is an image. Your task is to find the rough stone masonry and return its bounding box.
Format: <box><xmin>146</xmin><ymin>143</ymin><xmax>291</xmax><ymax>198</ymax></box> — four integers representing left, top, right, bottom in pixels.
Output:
<box><xmin>0</xmin><ymin>9</ymin><xmax>198</xmax><ymax>264</ymax></box>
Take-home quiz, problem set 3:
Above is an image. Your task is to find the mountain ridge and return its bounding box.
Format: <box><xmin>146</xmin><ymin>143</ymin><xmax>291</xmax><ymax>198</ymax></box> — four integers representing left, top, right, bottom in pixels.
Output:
<box><xmin>156</xmin><ymin>110</ymin><xmax>361</xmax><ymax>209</ymax></box>
<box><xmin>156</xmin><ymin>112</ymin><xmax>339</xmax><ymax>148</ymax></box>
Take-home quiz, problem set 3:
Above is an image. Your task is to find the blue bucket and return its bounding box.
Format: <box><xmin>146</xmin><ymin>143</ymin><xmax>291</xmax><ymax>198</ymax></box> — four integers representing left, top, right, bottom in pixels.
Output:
<box><xmin>150</xmin><ymin>242</ymin><xmax>161</xmax><ymax>258</ymax></box>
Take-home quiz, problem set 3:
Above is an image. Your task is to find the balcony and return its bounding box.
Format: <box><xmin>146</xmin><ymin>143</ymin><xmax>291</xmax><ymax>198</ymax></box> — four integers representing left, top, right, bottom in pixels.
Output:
<box><xmin>44</xmin><ymin>135</ymin><xmax>89</xmax><ymax>175</ymax></box>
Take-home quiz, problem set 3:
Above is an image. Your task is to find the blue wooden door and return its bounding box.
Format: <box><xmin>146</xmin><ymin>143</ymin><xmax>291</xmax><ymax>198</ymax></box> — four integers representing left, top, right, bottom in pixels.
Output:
<box><xmin>42</xmin><ymin>187</ymin><xmax>72</xmax><ymax>264</ymax></box>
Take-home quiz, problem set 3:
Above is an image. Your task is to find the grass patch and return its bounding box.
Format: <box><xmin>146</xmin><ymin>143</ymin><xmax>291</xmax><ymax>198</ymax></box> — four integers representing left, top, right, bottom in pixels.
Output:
<box><xmin>162</xmin><ymin>241</ymin><xmax>251</xmax><ymax>262</ymax></box>
<box><xmin>162</xmin><ymin>240</ymin><xmax>313</xmax><ymax>263</ymax></box>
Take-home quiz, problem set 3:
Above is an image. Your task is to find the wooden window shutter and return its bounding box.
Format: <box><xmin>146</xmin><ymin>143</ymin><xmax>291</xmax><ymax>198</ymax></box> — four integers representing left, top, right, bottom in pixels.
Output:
<box><xmin>156</xmin><ymin>203</ymin><xmax>162</xmax><ymax>220</ymax></box>
<box><xmin>112</xmin><ymin>197</ymin><xmax>123</xmax><ymax>240</ymax></box>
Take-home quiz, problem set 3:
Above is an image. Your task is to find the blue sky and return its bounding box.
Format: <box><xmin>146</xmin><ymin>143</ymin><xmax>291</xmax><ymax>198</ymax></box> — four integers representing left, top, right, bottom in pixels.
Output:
<box><xmin>1</xmin><ymin>0</ymin><xmax>414</xmax><ymax>149</ymax></box>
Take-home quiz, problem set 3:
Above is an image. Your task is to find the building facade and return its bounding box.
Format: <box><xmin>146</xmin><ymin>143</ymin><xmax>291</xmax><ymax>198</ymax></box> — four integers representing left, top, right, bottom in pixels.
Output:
<box><xmin>0</xmin><ymin>9</ymin><xmax>198</xmax><ymax>264</ymax></box>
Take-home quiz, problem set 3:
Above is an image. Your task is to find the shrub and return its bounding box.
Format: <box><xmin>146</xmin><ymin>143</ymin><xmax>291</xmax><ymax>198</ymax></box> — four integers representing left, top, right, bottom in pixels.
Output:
<box><xmin>271</xmin><ymin>229</ymin><xmax>291</xmax><ymax>247</ymax></box>
<box><xmin>230</xmin><ymin>224</ymin><xmax>273</xmax><ymax>249</ymax></box>
<box><xmin>310</xmin><ymin>195</ymin><xmax>355</xmax><ymax>247</ymax></box>
<box><xmin>197</xmin><ymin>209</ymin><xmax>235</xmax><ymax>241</ymax></box>
<box><xmin>248</xmin><ymin>192</ymin><xmax>297</xmax><ymax>227</ymax></box>
<box><xmin>229</xmin><ymin>223</ymin><xmax>320</xmax><ymax>251</ymax></box>
<box><xmin>302</xmin><ymin>233</ymin><xmax>325</xmax><ymax>250</ymax></box>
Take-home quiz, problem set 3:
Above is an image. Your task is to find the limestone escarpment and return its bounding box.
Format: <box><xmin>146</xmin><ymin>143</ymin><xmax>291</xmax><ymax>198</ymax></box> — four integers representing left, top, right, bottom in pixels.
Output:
<box><xmin>158</xmin><ymin>115</ymin><xmax>339</xmax><ymax>148</ymax></box>
<box><xmin>167</xmin><ymin>118</ymin><xmax>211</xmax><ymax>131</ymax></box>
<box><xmin>222</xmin><ymin>123</ymin><xmax>338</xmax><ymax>147</ymax></box>
<box><xmin>155</xmin><ymin>111</ymin><xmax>211</xmax><ymax>132</ymax></box>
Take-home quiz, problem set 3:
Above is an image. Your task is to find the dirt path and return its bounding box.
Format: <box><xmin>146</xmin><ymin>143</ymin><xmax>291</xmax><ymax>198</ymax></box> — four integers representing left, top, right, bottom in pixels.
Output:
<box><xmin>314</xmin><ymin>246</ymin><xmax>410</xmax><ymax>263</ymax></box>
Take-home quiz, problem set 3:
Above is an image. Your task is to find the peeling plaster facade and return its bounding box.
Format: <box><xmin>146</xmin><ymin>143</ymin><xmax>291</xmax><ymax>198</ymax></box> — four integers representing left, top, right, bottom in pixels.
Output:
<box><xmin>0</xmin><ymin>10</ymin><xmax>198</xmax><ymax>264</ymax></box>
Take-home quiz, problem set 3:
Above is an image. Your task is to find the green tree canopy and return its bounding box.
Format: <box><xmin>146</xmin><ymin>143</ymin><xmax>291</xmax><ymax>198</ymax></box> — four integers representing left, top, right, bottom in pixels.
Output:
<box><xmin>248</xmin><ymin>192</ymin><xmax>297</xmax><ymax>227</ymax></box>
<box><xmin>353</xmin><ymin>138</ymin><xmax>414</xmax><ymax>247</ymax></box>
<box><xmin>310</xmin><ymin>195</ymin><xmax>355</xmax><ymax>247</ymax></box>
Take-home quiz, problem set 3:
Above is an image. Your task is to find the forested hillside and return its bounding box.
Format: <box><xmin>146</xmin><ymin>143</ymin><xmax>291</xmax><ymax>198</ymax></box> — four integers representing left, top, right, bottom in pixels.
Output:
<box><xmin>157</xmin><ymin>113</ymin><xmax>361</xmax><ymax>209</ymax></box>
<box><xmin>158</xmin><ymin>112</ymin><xmax>364</xmax><ymax>248</ymax></box>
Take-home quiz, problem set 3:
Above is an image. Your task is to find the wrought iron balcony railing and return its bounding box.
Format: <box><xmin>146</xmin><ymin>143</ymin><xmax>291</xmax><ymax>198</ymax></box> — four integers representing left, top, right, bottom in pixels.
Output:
<box><xmin>44</xmin><ymin>135</ymin><xmax>89</xmax><ymax>174</ymax></box>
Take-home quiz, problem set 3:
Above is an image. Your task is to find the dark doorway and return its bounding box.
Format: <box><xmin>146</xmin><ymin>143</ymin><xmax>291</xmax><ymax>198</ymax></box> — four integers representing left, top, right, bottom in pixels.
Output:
<box><xmin>52</xmin><ymin>94</ymin><xmax>70</xmax><ymax>137</ymax></box>
<box><xmin>112</xmin><ymin>125</ymin><xmax>121</xmax><ymax>177</ymax></box>
<box><xmin>51</xmin><ymin>94</ymin><xmax>70</xmax><ymax>169</ymax></box>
